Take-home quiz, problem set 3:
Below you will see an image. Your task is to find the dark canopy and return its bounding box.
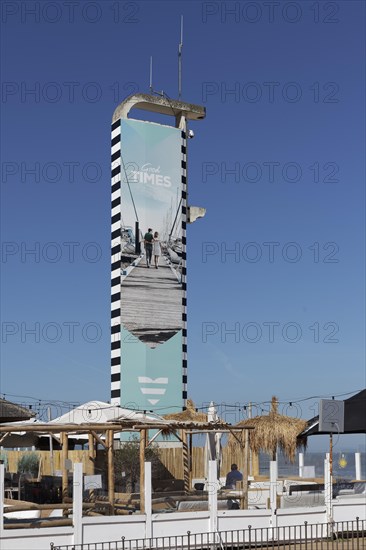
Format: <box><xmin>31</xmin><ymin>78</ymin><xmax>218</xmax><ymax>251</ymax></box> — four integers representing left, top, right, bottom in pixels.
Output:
<box><xmin>0</xmin><ymin>399</ymin><xmax>35</xmax><ymax>423</ymax></box>
<box><xmin>300</xmin><ymin>390</ymin><xmax>366</xmax><ymax>436</ymax></box>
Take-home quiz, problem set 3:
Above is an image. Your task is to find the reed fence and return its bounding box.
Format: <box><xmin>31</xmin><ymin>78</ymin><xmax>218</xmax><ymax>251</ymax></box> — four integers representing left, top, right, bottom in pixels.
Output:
<box><xmin>3</xmin><ymin>446</ymin><xmax>246</xmax><ymax>480</ymax></box>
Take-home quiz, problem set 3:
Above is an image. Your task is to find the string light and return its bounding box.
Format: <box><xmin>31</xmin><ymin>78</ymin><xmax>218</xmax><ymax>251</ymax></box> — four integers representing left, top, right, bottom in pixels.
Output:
<box><xmin>0</xmin><ymin>389</ymin><xmax>362</xmax><ymax>418</ymax></box>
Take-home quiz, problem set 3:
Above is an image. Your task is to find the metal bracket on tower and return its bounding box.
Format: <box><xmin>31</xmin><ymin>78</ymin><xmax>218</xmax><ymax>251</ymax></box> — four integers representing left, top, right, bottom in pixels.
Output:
<box><xmin>187</xmin><ymin>206</ymin><xmax>206</xmax><ymax>224</ymax></box>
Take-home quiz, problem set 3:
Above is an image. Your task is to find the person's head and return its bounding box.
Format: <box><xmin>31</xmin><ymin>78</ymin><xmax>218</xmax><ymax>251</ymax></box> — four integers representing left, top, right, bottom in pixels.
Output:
<box><xmin>148</xmin><ymin>228</ymin><xmax>152</xmax><ymax>233</ymax></box>
<box><xmin>231</xmin><ymin>464</ymin><xmax>238</xmax><ymax>471</ymax></box>
<box><xmin>154</xmin><ymin>232</ymin><xmax>158</xmax><ymax>238</ymax></box>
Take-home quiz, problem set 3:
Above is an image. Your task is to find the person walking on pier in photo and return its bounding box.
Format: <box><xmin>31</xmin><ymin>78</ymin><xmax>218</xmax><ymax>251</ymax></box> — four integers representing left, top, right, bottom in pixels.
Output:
<box><xmin>153</xmin><ymin>231</ymin><xmax>161</xmax><ymax>269</ymax></box>
<box><xmin>144</xmin><ymin>228</ymin><xmax>153</xmax><ymax>267</ymax></box>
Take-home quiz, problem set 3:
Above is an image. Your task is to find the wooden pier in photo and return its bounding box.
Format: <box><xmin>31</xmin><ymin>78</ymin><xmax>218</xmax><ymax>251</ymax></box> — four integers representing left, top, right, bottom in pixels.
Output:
<box><xmin>121</xmin><ymin>261</ymin><xmax>182</xmax><ymax>347</ymax></box>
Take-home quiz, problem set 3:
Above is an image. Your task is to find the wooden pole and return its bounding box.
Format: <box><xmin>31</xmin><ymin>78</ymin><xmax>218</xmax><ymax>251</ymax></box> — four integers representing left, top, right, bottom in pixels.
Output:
<box><xmin>252</xmin><ymin>450</ymin><xmax>259</xmax><ymax>478</ymax></box>
<box><xmin>107</xmin><ymin>430</ymin><xmax>115</xmax><ymax>514</ymax></box>
<box><xmin>271</xmin><ymin>397</ymin><xmax>278</xmax><ymax>462</ymax></box>
<box><xmin>248</xmin><ymin>402</ymin><xmax>252</xmax><ymax>476</ymax></box>
<box><xmin>48</xmin><ymin>407</ymin><xmax>54</xmax><ymax>476</ymax></box>
<box><xmin>88</xmin><ymin>433</ymin><xmax>96</xmax><ymax>473</ymax></box>
<box><xmin>242</xmin><ymin>429</ymin><xmax>249</xmax><ymax>509</ymax></box>
<box><xmin>188</xmin><ymin>432</ymin><xmax>193</xmax><ymax>488</ymax></box>
<box><xmin>140</xmin><ymin>429</ymin><xmax>146</xmax><ymax>513</ymax></box>
<box><xmin>61</xmin><ymin>432</ymin><xmax>69</xmax><ymax>504</ymax></box>
<box><xmin>181</xmin><ymin>429</ymin><xmax>189</xmax><ymax>493</ymax></box>
<box><xmin>90</xmin><ymin>430</ymin><xmax>107</xmax><ymax>449</ymax></box>
<box><xmin>88</xmin><ymin>433</ymin><xmax>95</xmax><ymax>500</ymax></box>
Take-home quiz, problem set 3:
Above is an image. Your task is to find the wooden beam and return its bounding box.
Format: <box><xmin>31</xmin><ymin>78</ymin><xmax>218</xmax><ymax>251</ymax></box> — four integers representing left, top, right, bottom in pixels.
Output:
<box><xmin>147</xmin><ymin>429</ymin><xmax>162</xmax><ymax>447</ymax></box>
<box><xmin>88</xmin><ymin>433</ymin><xmax>96</xmax><ymax>469</ymax></box>
<box><xmin>61</xmin><ymin>432</ymin><xmax>69</xmax><ymax>507</ymax></box>
<box><xmin>88</xmin><ymin>433</ymin><xmax>96</xmax><ymax>500</ymax></box>
<box><xmin>181</xmin><ymin>429</ymin><xmax>189</xmax><ymax>493</ymax></box>
<box><xmin>0</xmin><ymin>432</ymin><xmax>10</xmax><ymax>444</ymax></box>
<box><xmin>184</xmin><ymin>427</ymin><xmax>255</xmax><ymax>434</ymax></box>
<box><xmin>189</xmin><ymin>432</ymin><xmax>193</xmax><ymax>489</ymax></box>
<box><xmin>0</xmin><ymin>423</ymin><xmax>140</xmax><ymax>434</ymax></box>
<box><xmin>0</xmin><ymin>422</ymin><xmax>255</xmax><ymax>434</ymax></box>
<box><xmin>134</xmin><ymin>424</ymin><xmax>253</xmax><ymax>431</ymax></box>
<box><xmin>90</xmin><ymin>430</ymin><xmax>107</xmax><ymax>449</ymax></box>
<box><xmin>51</xmin><ymin>433</ymin><xmax>61</xmax><ymax>445</ymax></box>
<box><xmin>147</xmin><ymin>429</ymin><xmax>182</xmax><ymax>446</ymax></box>
<box><xmin>242</xmin><ymin>430</ymin><xmax>249</xmax><ymax>509</ymax></box>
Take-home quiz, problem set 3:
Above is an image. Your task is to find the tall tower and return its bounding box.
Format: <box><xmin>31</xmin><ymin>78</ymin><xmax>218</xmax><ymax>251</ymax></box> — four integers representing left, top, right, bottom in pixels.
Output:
<box><xmin>110</xmin><ymin>94</ymin><xmax>205</xmax><ymax>412</ymax></box>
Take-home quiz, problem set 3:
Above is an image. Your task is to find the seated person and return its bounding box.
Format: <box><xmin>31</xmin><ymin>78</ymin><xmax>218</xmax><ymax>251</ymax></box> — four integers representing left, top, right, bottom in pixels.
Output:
<box><xmin>225</xmin><ymin>464</ymin><xmax>243</xmax><ymax>510</ymax></box>
<box><xmin>225</xmin><ymin>463</ymin><xmax>243</xmax><ymax>489</ymax></box>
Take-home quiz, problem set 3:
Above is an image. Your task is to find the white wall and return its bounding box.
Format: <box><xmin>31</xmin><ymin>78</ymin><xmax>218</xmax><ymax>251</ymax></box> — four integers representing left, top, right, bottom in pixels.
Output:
<box><xmin>82</xmin><ymin>515</ymin><xmax>147</xmax><ymax>544</ymax></box>
<box><xmin>333</xmin><ymin>498</ymin><xmax>366</xmax><ymax>523</ymax></box>
<box><xmin>0</xmin><ymin>527</ymin><xmax>73</xmax><ymax>550</ymax></box>
<box><xmin>1</xmin><ymin>501</ymin><xmax>365</xmax><ymax>550</ymax></box>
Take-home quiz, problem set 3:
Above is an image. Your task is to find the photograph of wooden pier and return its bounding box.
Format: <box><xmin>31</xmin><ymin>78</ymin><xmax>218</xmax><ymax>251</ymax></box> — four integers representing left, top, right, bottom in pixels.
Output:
<box><xmin>121</xmin><ymin>259</ymin><xmax>182</xmax><ymax>348</ymax></box>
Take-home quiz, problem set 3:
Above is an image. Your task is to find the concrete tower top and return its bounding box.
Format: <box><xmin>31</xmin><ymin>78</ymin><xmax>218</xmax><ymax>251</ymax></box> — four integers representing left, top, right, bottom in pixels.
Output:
<box><xmin>112</xmin><ymin>93</ymin><xmax>206</xmax><ymax>123</ymax></box>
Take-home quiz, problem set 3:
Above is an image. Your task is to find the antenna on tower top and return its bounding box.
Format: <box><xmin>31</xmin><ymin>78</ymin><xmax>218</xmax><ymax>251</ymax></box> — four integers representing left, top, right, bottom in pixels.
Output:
<box><xmin>148</xmin><ymin>56</ymin><xmax>164</xmax><ymax>97</ymax></box>
<box><xmin>178</xmin><ymin>15</ymin><xmax>183</xmax><ymax>99</ymax></box>
<box><xmin>149</xmin><ymin>56</ymin><xmax>153</xmax><ymax>93</ymax></box>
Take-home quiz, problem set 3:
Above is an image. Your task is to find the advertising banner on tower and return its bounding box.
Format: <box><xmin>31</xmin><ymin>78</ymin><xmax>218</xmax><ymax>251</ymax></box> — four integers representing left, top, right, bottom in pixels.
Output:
<box><xmin>116</xmin><ymin>118</ymin><xmax>183</xmax><ymax>412</ymax></box>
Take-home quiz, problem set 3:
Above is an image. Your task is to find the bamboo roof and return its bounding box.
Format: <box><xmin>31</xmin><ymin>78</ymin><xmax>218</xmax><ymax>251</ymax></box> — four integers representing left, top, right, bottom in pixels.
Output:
<box><xmin>0</xmin><ymin>399</ymin><xmax>255</xmax><ymax>437</ymax></box>
<box><xmin>0</xmin><ymin>419</ymin><xmax>251</xmax><ymax>435</ymax></box>
<box><xmin>0</xmin><ymin>421</ymin><xmax>157</xmax><ymax>434</ymax></box>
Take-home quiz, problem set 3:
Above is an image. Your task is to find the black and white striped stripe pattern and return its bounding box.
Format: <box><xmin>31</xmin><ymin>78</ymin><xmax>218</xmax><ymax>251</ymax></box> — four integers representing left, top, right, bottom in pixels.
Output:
<box><xmin>110</xmin><ymin>119</ymin><xmax>122</xmax><ymax>404</ymax></box>
<box><xmin>181</xmin><ymin>130</ymin><xmax>188</xmax><ymax>407</ymax></box>
<box><xmin>110</xmin><ymin>119</ymin><xmax>187</xmax><ymax>409</ymax></box>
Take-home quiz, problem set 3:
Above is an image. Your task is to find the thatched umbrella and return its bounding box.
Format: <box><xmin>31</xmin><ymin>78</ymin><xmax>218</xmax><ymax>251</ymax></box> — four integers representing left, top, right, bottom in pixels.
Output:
<box><xmin>229</xmin><ymin>397</ymin><xmax>307</xmax><ymax>464</ymax></box>
<box><xmin>163</xmin><ymin>399</ymin><xmax>207</xmax><ymax>422</ymax></box>
<box><xmin>0</xmin><ymin>399</ymin><xmax>35</xmax><ymax>423</ymax></box>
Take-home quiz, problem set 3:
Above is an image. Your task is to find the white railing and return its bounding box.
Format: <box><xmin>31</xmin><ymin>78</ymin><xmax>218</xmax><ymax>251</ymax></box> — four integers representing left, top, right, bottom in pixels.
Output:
<box><xmin>51</xmin><ymin>518</ymin><xmax>366</xmax><ymax>550</ymax></box>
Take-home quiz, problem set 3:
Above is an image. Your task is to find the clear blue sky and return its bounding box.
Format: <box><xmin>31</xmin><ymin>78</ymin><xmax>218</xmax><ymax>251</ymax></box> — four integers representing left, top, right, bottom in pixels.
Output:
<box><xmin>1</xmin><ymin>1</ymin><xmax>365</xmax><ymax>451</ymax></box>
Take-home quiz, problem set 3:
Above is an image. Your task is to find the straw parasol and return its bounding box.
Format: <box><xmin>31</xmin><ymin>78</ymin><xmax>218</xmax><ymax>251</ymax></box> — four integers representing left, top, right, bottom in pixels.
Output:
<box><xmin>0</xmin><ymin>399</ymin><xmax>35</xmax><ymax>423</ymax></box>
<box><xmin>163</xmin><ymin>399</ymin><xmax>207</xmax><ymax>422</ymax></box>
<box><xmin>229</xmin><ymin>397</ymin><xmax>307</xmax><ymax>463</ymax></box>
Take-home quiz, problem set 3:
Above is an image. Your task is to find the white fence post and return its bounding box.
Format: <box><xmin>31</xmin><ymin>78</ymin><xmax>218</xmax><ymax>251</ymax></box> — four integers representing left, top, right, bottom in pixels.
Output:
<box><xmin>299</xmin><ymin>452</ymin><xmax>304</xmax><ymax>477</ymax></box>
<box><xmin>208</xmin><ymin>459</ymin><xmax>218</xmax><ymax>537</ymax></box>
<box><xmin>0</xmin><ymin>463</ymin><xmax>4</xmax><ymax>538</ymax></box>
<box><xmin>355</xmin><ymin>452</ymin><xmax>362</xmax><ymax>480</ymax></box>
<box><xmin>324</xmin><ymin>455</ymin><xmax>332</xmax><ymax>523</ymax></box>
<box><xmin>145</xmin><ymin>461</ymin><xmax>152</xmax><ymax>539</ymax></box>
<box><xmin>73</xmin><ymin>462</ymin><xmax>83</xmax><ymax>546</ymax></box>
<box><xmin>269</xmin><ymin>460</ymin><xmax>278</xmax><ymax>529</ymax></box>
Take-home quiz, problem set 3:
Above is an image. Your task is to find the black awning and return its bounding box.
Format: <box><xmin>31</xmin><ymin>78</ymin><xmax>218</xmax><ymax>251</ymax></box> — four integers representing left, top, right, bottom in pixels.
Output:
<box><xmin>300</xmin><ymin>389</ymin><xmax>366</xmax><ymax>436</ymax></box>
